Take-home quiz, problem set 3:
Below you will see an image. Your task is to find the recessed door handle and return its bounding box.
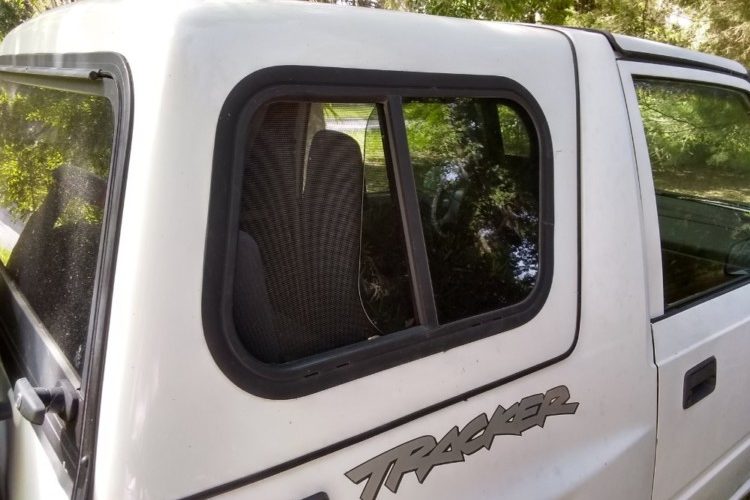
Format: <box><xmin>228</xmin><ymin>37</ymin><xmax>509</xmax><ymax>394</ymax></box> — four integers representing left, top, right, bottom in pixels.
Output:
<box><xmin>683</xmin><ymin>357</ymin><xmax>716</xmax><ymax>409</ymax></box>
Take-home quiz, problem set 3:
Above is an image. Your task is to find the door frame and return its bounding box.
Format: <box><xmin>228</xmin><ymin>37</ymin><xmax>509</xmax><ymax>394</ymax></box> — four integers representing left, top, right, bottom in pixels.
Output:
<box><xmin>0</xmin><ymin>52</ymin><xmax>132</xmax><ymax>499</ymax></box>
<box><xmin>618</xmin><ymin>60</ymin><xmax>750</xmax><ymax>499</ymax></box>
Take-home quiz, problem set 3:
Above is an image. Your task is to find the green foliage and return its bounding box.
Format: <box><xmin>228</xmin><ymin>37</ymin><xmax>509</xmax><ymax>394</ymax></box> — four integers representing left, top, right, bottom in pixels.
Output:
<box><xmin>377</xmin><ymin>0</ymin><xmax>749</xmax><ymax>66</ymax></box>
<box><xmin>498</xmin><ymin>105</ymin><xmax>531</xmax><ymax>157</ymax></box>
<box><xmin>404</xmin><ymin>101</ymin><xmax>462</xmax><ymax>179</ymax></box>
<box><xmin>402</xmin><ymin>98</ymin><xmax>539</xmax><ymax>321</ymax></box>
<box><xmin>0</xmin><ymin>0</ymin><xmax>73</xmax><ymax>39</ymax></box>
<box><xmin>0</xmin><ymin>82</ymin><xmax>113</xmax><ymax>220</ymax></box>
<box><xmin>0</xmin><ymin>0</ymin><xmax>33</xmax><ymax>39</ymax></box>
<box><xmin>54</xmin><ymin>197</ymin><xmax>103</xmax><ymax>227</ymax></box>
<box><xmin>382</xmin><ymin>0</ymin><xmax>572</xmax><ymax>22</ymax></box>
<box><xmin>637</xmin><ymin>79</ymin><xmax>750</xmax><ymax>204</ymax></box>
<box><xmin>357</xmin><ymin>98</ymin><xmax>540</xmax><ymax>326</ymax></box>
<box><xmin>686</xmin><ymin>0</ymin><xmax>750</xmax><ymax>66</ymax></box>
<box><xmin>566</xmin><ymin>0</ymin><xmax>698</xmax><ymax>46</ymax></box>
<box><xmin>0</xmin><ymin>246</ymin><xmax>10</xmax><ymax>264</ymax></box>
<box><xmin>0</xmin><ymin>142</ymin><xmax>62</xmax><ymax>217</ymax></box>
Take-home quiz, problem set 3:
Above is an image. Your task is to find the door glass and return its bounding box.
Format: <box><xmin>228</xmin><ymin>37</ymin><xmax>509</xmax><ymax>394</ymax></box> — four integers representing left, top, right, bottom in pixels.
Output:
<box><xmin>635</xmin><ymin>79</ymin><xmax>750</xmax><ymax>306</ymax></box>
<box><xmin>402</xmin><ymin>97</ymin><xmax>540</xmax><ymax>324</ymax></box>
<box><xmin>0</xmin><ymin>80</ymin><xmax>114</xmax><ymax>372</ymax></box>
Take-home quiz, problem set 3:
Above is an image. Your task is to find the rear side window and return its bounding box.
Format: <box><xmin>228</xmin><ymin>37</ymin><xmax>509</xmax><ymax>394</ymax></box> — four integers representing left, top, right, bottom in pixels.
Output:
<box><xmin>233</xmin><ymin>95</ymin><xmax>541</xmax><ymax>364</ymax></box>
<box><xmin>635</xmin><ymin>79</ymin><xmax>750</xmax><ymax>307</ymax></box>
<box><xmin>0</xmin><ymin>80</ymin><xmax>114</xmax><ymax>372</ymax></box>
<box><xmin>403</xmin><ymin>98</ymin><xmax>539</xmax><ymax>323</ymax></box>
<box><xmin>201</xmin><ymin>69</ymin><xmax>556</xmax><ymax>398</ymax></box>
<box><xmin>235</xmin><ymin>101</ymin><xmax>414</xmax><ymax>362</ymax></box>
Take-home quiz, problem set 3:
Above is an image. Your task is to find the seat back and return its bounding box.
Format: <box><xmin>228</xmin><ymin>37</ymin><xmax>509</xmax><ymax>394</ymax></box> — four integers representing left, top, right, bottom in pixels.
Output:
<box><xmin>7</xmin><ymin>166</ymin><xmax>106</xmax><ymax>370</ymax></box>
<box><xmin>235</xmin><ymin>103</ymin><xmax>376</xmax><ymax>362</ymax></box>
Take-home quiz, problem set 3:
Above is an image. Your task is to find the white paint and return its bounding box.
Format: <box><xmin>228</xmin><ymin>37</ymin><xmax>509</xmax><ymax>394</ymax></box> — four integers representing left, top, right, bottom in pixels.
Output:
<box><xmin>6</xmin><ymin>401</ymin><xmax>68</xmax><ymax>499</ymax></box>
<box><xmin>0</xmin><ymin>208</ymin><xmax>22</xmax><ymax>253</ymax></box>
<box><xmin>613</xmin><ymin>33</ymin><xmax>747</xmax><ymax>74</ymax></box>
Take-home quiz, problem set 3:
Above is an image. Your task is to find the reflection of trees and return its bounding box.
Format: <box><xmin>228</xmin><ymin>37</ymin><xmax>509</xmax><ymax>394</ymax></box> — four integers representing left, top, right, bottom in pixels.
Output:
<box><xmin>637</xmin><ymin>80</ymin><xmax>750</xmax><ymax>206</ymax></box>
<box><xmin>405</xmin><ymin>98</ymin><xmax>539</xmax><ymax>323</ymax></box>
<box><xmin>0</xmin><ymin>83</ymin><xmax>113</xmax><ymax>221</ymax></box>
<box><xmin>638</xmin><ymin>81</ymin><xmax>750</xmax><ymax>305</ymax></box>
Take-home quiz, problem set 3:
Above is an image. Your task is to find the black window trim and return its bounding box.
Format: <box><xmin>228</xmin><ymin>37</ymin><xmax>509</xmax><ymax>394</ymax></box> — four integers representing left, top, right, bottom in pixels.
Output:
<box><xmin>0</xmin><ymin>52</ymin><xmax>133</xmax><ymax>500</ymax></box>
<box><xmin>203</xmin><ymin>66</ymin><xmax>555</xmax><ymax>399</ymax></box>
<box><xmin>383</xmin><ymin>95</ymin><xmax>440</xmax><ymax>327</ymax></box>
<box><xmin>630</xmin><ymin>75</ymin><xmax>750</xmax><ymax>321</ymax></box>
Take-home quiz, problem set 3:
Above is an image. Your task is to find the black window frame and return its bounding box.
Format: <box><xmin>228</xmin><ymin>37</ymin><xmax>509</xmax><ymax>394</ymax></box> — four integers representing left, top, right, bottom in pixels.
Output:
<box><xmin>203</xmin><ymin>66</ymin><xmax>554</xmax><ymax>399</ymax></box>
<box><xmin>0</xmin><ymin>52</ymin><xmax>132</xmax><ymax>500</ymax></box>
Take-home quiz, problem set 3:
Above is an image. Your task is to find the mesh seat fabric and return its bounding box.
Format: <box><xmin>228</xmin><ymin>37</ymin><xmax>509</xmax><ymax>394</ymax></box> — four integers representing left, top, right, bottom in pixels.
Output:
<box><xmin>235</xmin><ymin>103</ymin><xmax>376</xmax><ymax>363</ymax></box>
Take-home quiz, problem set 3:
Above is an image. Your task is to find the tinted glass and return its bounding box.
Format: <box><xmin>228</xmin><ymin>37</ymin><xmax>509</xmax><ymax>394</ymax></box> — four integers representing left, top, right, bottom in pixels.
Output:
<box><xmin>359</xmin><ymin>106</ymin><xmax>415</xmax><ymax>333</ymax></box>
<box><xmin>402</xmin><ymin>98</ymin><xmax>540</xmax><ymax>323</ymax></box>
<box><xmin>235</xmin><ymin>101</ymin><xmax>414</xmax><ymax>363</ymax></box>
<box><xmin>0</xmin><ymin>80</ymin><xmax>113</xmax><ymax>372</ymax></box>
<box><xmin>635</xmin><ymin>79</ymin><xmax>750</xmax><ymax>306</ymax></box>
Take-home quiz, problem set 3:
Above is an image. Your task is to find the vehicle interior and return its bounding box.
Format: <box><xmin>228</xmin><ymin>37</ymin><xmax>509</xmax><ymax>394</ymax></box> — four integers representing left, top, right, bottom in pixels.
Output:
<box><xmin>233</xmin><ymin>98</ymin><xmax>540</xmax><ymax>363</ymax></box>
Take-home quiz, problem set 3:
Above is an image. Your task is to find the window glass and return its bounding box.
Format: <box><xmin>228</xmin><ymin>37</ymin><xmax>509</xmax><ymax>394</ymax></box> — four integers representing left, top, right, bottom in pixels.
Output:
<box><xmin>635</xmin><ymin>79</ymin><xmax>750</xmax><ymax>306</ymax></box>
<box><xmin>234</xmin><ymin>96</ymin><xmax>541</xmax><ymax>363</ymax></box>
<box><xmin>0</xmin><ymin>80</ymin><xmax>114</xmax><ymax>372</ymax></box>
<box><xmin>235</xmin><ymin>101</ymin><xmax>414</xmax><ymax>363</ymax></box>
<box><xmin>324</xmin><ymin>103</ymin><xmax>414</xmax><ymax>333</ymax></box>
<box><xmin>498</xmin><ymin>105</ymin><xmax>531</xmax><ymax>157</ymax></box>
<box><xmin>402</xmin><ymin>98</ymin><xmax>540</xmax><ymax>323</ymax></box>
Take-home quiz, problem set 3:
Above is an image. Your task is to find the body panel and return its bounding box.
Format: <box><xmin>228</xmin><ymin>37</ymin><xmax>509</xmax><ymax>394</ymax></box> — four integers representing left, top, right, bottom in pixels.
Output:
<box><xmin>210</xmin><ymin>29</ymin><xmax>660</xmax><ymax>500</ymax></box>
<box><xmin>93</xmin><ymin>16</ymin><xmax>581</xmax><ymax>497</ymax></box>
<box><xmin>6</xmin><ymin>407</ymin><xmax>68</xmax><ymax>500</ymax></box>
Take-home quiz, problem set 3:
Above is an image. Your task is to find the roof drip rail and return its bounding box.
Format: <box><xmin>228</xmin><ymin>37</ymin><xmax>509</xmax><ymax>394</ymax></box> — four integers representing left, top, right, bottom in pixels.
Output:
<box><xmin>560</xmin><ymin>26</ymin><xmax>749</xmax><ymax>80</ymax></box>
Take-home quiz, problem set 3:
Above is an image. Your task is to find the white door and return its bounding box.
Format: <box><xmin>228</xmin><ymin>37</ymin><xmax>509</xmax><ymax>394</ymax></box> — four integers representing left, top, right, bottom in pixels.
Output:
<box><xmin>621</xmin><ymin>61</ymin><xmax>750</xmax><ymax>499</ymax></box>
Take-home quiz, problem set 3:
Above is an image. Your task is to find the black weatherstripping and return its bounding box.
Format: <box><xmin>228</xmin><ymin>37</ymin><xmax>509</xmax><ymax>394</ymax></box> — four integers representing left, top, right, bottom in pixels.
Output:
<box><xmin>203</xmin><ymin>66</ymin><xmax>555</xmax><ymax>399</ymax></box>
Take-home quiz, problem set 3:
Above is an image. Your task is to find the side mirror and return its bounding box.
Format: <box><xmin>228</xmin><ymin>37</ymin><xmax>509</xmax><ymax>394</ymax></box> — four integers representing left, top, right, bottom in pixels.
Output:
<box><xmin>725</xmin><ymin>239</ymin><xmax>750</xmax><ymax>277</ymax></box>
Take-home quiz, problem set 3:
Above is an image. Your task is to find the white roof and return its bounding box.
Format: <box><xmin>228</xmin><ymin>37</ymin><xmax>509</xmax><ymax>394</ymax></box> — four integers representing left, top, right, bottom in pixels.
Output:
<box><xmin>612</xmin><ymin>33</ymin><xmax>746</xmax><ymax>75</ymax></box>
<box><xmin>0</xmin><ymin>0</ymin><xmax>747</xmax><ymax>79</ymax></box>
<box><xmin>0</xmin><ymin>0</ymin><xmax>536</xmax><ymax>56</ymax></box>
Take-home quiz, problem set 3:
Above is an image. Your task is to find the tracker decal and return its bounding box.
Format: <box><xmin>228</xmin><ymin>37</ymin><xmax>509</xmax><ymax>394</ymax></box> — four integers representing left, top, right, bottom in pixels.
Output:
<box><xmin>345</xmin><ymin>385</ymin><xmax>579</xmax><ymax>500</ymax></box>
